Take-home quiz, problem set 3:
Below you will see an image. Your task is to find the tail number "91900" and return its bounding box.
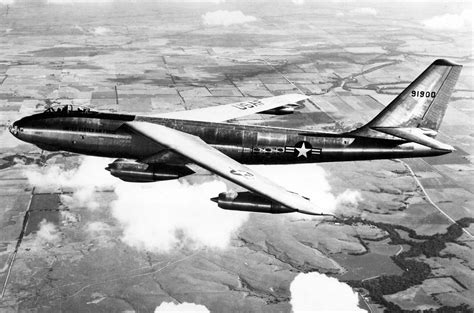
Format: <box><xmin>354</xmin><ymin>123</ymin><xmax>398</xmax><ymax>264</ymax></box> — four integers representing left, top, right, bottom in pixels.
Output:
<box><xmin>411</xmin><ymin>90</ymin><xmax>436</xmax><ymax>98</ymax></box>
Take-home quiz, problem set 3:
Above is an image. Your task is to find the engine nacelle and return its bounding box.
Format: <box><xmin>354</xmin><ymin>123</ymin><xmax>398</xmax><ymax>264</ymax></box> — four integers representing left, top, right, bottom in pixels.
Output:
<box><xmin>261</xmin><ymin>106</ymin><xmax>295</xmax><ymax>115</ymax></box>
<box><xmin>106</xmin><ymin>159</ymin><xmax>193</xmax><ymax>182</ymax></box>
<box><xmin>211</xmin><ymin>191</ymin><xmax>296</xmax><ymax>214</ymax></box>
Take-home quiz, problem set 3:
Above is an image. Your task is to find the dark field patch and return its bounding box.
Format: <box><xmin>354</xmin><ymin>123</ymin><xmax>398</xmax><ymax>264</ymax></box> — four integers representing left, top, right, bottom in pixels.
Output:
<box><xmin>419</xmin><ymin>176</ymin><xmax>459</xmax><ymax>189</ymax></box>
<box><xmin>334</xmin><ymin>252</ymin><xmax>403</xmax><ymax>281</ymax></box>
<box><xmin>25</xmin><ymin>193</ymin><xmax>61</xmax><ymax>236</ymax></box>
<box><xmin>169</xmin><ymin>33</ymin><xmax>286</xmax><ymax>47</ymax></box>
<box><xmin>203</xmin><ymin>64</ymin><xmax>271</xmax><ymax>78</ymax></box>
<box><xmin>29</xmin><ymin>47</ymin><xmax>108</xmax><ymax>58</ymax></box>
<box><xmin>108</xmin><ymin>75</ymin><xmax>173</xmax><ymax>86</ymax></box>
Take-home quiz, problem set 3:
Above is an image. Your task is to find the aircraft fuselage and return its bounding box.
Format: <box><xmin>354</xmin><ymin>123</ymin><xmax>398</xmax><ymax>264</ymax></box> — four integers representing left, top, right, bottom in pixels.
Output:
<box><xmin>10</xmin><ymin>109</ymin><xmax>448</xmax><ymax>164</ymax></box>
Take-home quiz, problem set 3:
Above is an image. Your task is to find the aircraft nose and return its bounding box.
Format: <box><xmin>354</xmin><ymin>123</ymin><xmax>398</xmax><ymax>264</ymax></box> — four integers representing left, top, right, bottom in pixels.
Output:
<box><xmin>8</xmin><ymin>120</ymin><xmax>19</xmax><ymax>137</ymax></box>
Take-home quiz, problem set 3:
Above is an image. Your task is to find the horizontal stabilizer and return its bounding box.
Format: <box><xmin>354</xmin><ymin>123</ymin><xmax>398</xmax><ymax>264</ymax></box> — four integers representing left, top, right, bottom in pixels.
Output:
<box><xmin>372</xmin><ymin>127</ymin><xmax>455</xmax><ymax>151</ymax></box>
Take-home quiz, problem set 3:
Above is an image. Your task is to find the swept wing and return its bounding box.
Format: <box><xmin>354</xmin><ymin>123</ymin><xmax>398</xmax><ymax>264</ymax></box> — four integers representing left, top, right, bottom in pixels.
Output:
<box><xmin>125</xmin><ymin>121</ymin><xmax>327</xmax><ymax>215</ymax></box>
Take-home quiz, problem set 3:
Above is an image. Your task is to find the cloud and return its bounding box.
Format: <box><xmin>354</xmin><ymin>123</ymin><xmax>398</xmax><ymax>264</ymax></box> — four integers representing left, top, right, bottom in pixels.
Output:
<box><xmin>60</xmin><ymin>210</ymin><xmax>79</xmax><ymax>225</ymax></box>
<box><xmin>91</xmin><ymin>26</ymin><xmax>110</xmax><ymax>36</ymax></box>
<box><xmin>61</xmin><ymin>185</ymin><xmax>101</xmax><ymax>210</ymax></box>
<box><xmin>351</xmin><ymin>7</ymin><xmax>377</xmax><ymax>16</ymax></box>
<box><xmin>202</xmin><ymin>10</ymin><xmax>257</xmax><ymax>27</ymax></box>
<box><xmin>47</xmin><ymin>0</ymin><xmax>113</xmax><ymax>3</ymax></box>
<box><xmin>25</xmin><ymin>157</ymin><xmax>116</xmax><ymax>210</ymax></box>
<box><xmin>86</xmin><ymin>221</ymin><xmax>112</xmax><ymax>235</ymax></box>
<box><xmin>36</xmin><ymin>219</ymin><xmax>61</xmax><ymax>243</ymax></box>
<box><xmin>155</xmin><ymin>302</ymin><xmax>209</xmax><ymax>312</ymax></box>
<box><xmin>336</xmin><ymin>189</ymin><xmax>363</xmax><ymax>208</ymax></box>
<box><xmin>25</xmin><ymin>158</ymin><xmax>361</xmax><ymax>252</ymax></box>
<box><xmin>111</xmin><ymin>179</ymin><xmax>249</xmax><ymax>252</ymax></box>
<box><xmin>25</xmin><ymin>157</ymin><xmax>116</xmax><ymax>190</ymax></box>
<box><xmin>291</xmin><ymin>0</ymin><xmax>305</xmax><ymax>5</ymax></box>
<box><xmin>155</xmin><ymin>302</ymin><xmax>209</xmax><ymax>313</ymax></box>
<box><xmin>19</xmin><ymin>0</ymin><xmax>224</xmax><ymax>3</ymax></box>
<box><xmin>290</xmin><ymin>272</ymin><xmax>366</xmax><ymax>312</ymax></box>
<box><xmin>25</xmin><ymin>157</ymin><xmax>249</xmax><ymax>253</ymax></box>
<box><xmin>422</xmin><ymin>10</ymin><xmax>472</xmax><ymax>30</ymax></box>
<box><xmin>250</xmin><ymin>164</ymin><xmax>362</xmax><ymax>216</ymax></box>
<box><xmin>197</xmin><ymin>0</ymin><xmax>225</xmax><ymax>3</ymax></box>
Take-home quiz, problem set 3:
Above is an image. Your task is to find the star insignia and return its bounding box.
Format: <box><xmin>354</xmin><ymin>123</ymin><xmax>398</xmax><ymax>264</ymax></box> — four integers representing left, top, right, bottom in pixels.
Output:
<box><xmin>295</xmin><ymin>142</ymin><xmax>311</xmax><ymax>158</ymax></box>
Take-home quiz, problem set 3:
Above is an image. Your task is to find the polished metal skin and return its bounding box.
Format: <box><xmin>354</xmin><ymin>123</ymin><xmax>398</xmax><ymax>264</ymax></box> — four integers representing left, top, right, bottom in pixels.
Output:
<box><xmin>211</xmin><ymin>191</ymin><xmax>334</xmax><ymax>216</ymax></box>
<box><xmin>105</xmin><ymin>159</ymin><xmax>193</xmax><ymax>182</ymax></box>
<box><xmin>8</xmin><ymin>59</ymin><xmax>462</xmax><ymax>215</ymax></box>
<box><xmin>8</xmin><ymin>109</ymin><xmax>450</xmax><ymax>164</ymax></box>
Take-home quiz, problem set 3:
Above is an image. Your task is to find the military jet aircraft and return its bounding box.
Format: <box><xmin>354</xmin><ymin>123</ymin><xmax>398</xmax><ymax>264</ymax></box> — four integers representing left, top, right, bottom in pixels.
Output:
<box><xmin>9</xmin><ymin>59</ymin><xmax>462</xmax><ymax>216</ymax></box>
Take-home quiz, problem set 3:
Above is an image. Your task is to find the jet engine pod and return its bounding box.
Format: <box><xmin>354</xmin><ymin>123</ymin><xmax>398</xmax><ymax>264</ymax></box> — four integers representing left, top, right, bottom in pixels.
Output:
<box><xmin>211</xmin><ymin>191</ymin><xmax>296</xmax><ymax>214</ymax></box>
<box><xmin>106</xmin><ymin>159</ymin><xmax>193</xmax><ymax>182</ymax></box>
<box><xmin>261</xmin><ymin>106</ymin><xmax>295</xmax><ymax>115</ymax></box>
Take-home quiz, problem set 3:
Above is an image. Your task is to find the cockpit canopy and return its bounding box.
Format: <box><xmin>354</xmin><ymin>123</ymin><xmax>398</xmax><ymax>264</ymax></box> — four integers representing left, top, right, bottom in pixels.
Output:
<box><xmin>44</xmin><ymin>105</ymin><xmax>97</xmax><ymax>115</ymax></box>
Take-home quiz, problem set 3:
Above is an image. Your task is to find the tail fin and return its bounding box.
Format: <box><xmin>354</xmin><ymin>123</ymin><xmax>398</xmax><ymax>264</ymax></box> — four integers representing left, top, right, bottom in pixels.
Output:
<box><xmin>365</xmin><ymin>59</ymin><xmax>462</xmax><ymax>132</ymax></box>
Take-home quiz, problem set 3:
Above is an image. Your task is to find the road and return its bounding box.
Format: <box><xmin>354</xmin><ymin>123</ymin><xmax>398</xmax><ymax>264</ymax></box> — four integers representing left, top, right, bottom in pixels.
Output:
<box><xmin>396</xmin><ymin>159</ymin><xmax>473</xmax><ymax>239</ymax></box>
<box><xmin>1</xmin><ymin>187</ymin><xmax>34</xmax><ymax>298</ymax></box>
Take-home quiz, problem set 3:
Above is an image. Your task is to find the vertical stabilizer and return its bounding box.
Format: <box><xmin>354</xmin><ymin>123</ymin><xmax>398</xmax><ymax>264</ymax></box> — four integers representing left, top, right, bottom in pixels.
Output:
<box><xmin>365</xmin><ymin>59</ymin><xmax>462</xmax><ymax>132</ymax></box>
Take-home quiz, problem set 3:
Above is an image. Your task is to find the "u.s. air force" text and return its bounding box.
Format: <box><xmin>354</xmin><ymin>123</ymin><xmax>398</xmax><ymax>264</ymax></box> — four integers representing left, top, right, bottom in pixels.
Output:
<box><xmin>232</xmin><ymin>100</ymin><xmax>265</xmax><ymax>110</ymax></box>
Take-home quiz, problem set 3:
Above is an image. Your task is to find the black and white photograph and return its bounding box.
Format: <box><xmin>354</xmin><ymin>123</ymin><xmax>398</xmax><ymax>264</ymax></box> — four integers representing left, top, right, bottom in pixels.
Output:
<box><xmin>0</xmin><ymin>0</ymin><xmax>472</xmax><ymax>312</ymax></box>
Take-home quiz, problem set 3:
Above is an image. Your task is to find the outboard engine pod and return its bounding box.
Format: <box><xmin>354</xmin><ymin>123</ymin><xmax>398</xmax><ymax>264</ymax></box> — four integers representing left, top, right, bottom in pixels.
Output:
<box><xmin>211</xmin><ymin>191</ymin><xmax>296</xmax><ymax>214</ymax></box>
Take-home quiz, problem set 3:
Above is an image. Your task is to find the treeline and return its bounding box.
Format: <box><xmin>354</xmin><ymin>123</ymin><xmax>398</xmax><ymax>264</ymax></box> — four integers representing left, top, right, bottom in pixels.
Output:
<box><xmin>339</xmin><ymin>217</ymin><xmax>474</xmax><ymax>312</ymax></box>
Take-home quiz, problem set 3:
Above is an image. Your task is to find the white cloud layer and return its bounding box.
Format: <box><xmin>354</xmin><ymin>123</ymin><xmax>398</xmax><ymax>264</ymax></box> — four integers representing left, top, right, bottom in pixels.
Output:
<box><xmin>291</xmin><ymin>0</ymin><xmax>305</xmax><ymax>5</ymax></box>
<box><xmin>250</xmin><ymin>164</ymin><xmax>362</xmax><ymax>216</ymax></box>
<box><xmin>25</xmin><ymin>157</ymin><xmax>116</xmax><ymax>211</ymax></box>
<box><xmin>3</xmin><ymin>0</ymin><xmax>224</xmax><ymax>3</ymax></box>
<box><xmin>202</xmin><ymin>10</ymin><xmax>257</xmax><ymax>26</ymax></box>
<box><xmin>154</xmin><ymin>301</ymin><xmax>209</xmax><ymax>312</ymax></box>
<box><xmin>350</xmin><ymin>7</ymin><xmax>377</xmax><ymax>16</ymax></box>
<box><xmin>36</xmin><ymin>219</ymin><xmax>61</xmax><ymax>243</ymax></box>
<box><xmin>86</xmin><ymin>221</ymin><xmax>112</xmax><ymax>235</ymax></box>
<box><xmin>0</xmin><ymin>0</ymin><xmax>14</xmax><ymax>5</ymax></box>
<box><xmin>290</xmin><ymin>272</ymin><xmax>366</xmax><ymax>312</ymax></box>
<box><xmin>91</xmin><ymin>26</ymin><xmax>110</xmax><ymax>36</ymax></box>
<box><xmin>111</xmin><ymin>179</ymin><xmax>249</xmax><ymax>252</ymax></box>
<box><xmin>47</xmin><ymin>0</ymin><xmax>113</xmax><ymax>3</ymax></box>
<box><xmin>25</xmin><ymin>158</ymin><xmax>361</xmax><ymax>252</ymax></box>
<box><xmin>25</xmin><ymin>157</ymin><xmax>249</xmax><ymax>252</ymax></box>
<box><xmin>422</xmin><ymin>10</ymin><xmax>472</xmax><ymax>30</ymax></box>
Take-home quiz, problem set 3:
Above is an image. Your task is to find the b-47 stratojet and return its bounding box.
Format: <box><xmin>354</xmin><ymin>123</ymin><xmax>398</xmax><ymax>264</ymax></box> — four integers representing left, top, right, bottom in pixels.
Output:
<box><xmin>9</xmin><ymin>59</ymin><xmax>462</xmax><ymax>216</ymax></box>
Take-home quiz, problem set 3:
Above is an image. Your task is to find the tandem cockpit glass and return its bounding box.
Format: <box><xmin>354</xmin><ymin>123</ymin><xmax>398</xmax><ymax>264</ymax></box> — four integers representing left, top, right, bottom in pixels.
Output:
<box><xmin>44</xmin><ymin>105</ymin><xmax>95</xmax><ymax>114</ymax></box>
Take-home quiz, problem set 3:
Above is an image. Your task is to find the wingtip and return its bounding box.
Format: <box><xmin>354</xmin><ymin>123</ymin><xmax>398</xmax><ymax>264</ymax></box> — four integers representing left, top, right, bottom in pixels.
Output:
<box><xmin>297</xmin><ymin>209</ymin><xmax>337</xmax><ymax>217</ymax></box>
<box><xmin>433</xmin><ymin>59</ymin><xmax>462</xmax><ymax>67</ymax></box>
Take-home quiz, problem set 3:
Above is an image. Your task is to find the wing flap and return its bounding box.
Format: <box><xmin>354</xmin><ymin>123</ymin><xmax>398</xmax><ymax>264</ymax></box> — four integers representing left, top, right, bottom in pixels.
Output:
<box><xmin>125</xmin><ymin>121</ymin><xmax>326</xmax><ymax>215</ymax></box>
<box><xmin>151</xmin><ymin>94</ymin><xmax>309</xmax><ymax>122</ymax></box>
<box><xmin>139</xmin><ymin>150</ymin><xmax>189</xmax><ymax>166</ymax></box>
